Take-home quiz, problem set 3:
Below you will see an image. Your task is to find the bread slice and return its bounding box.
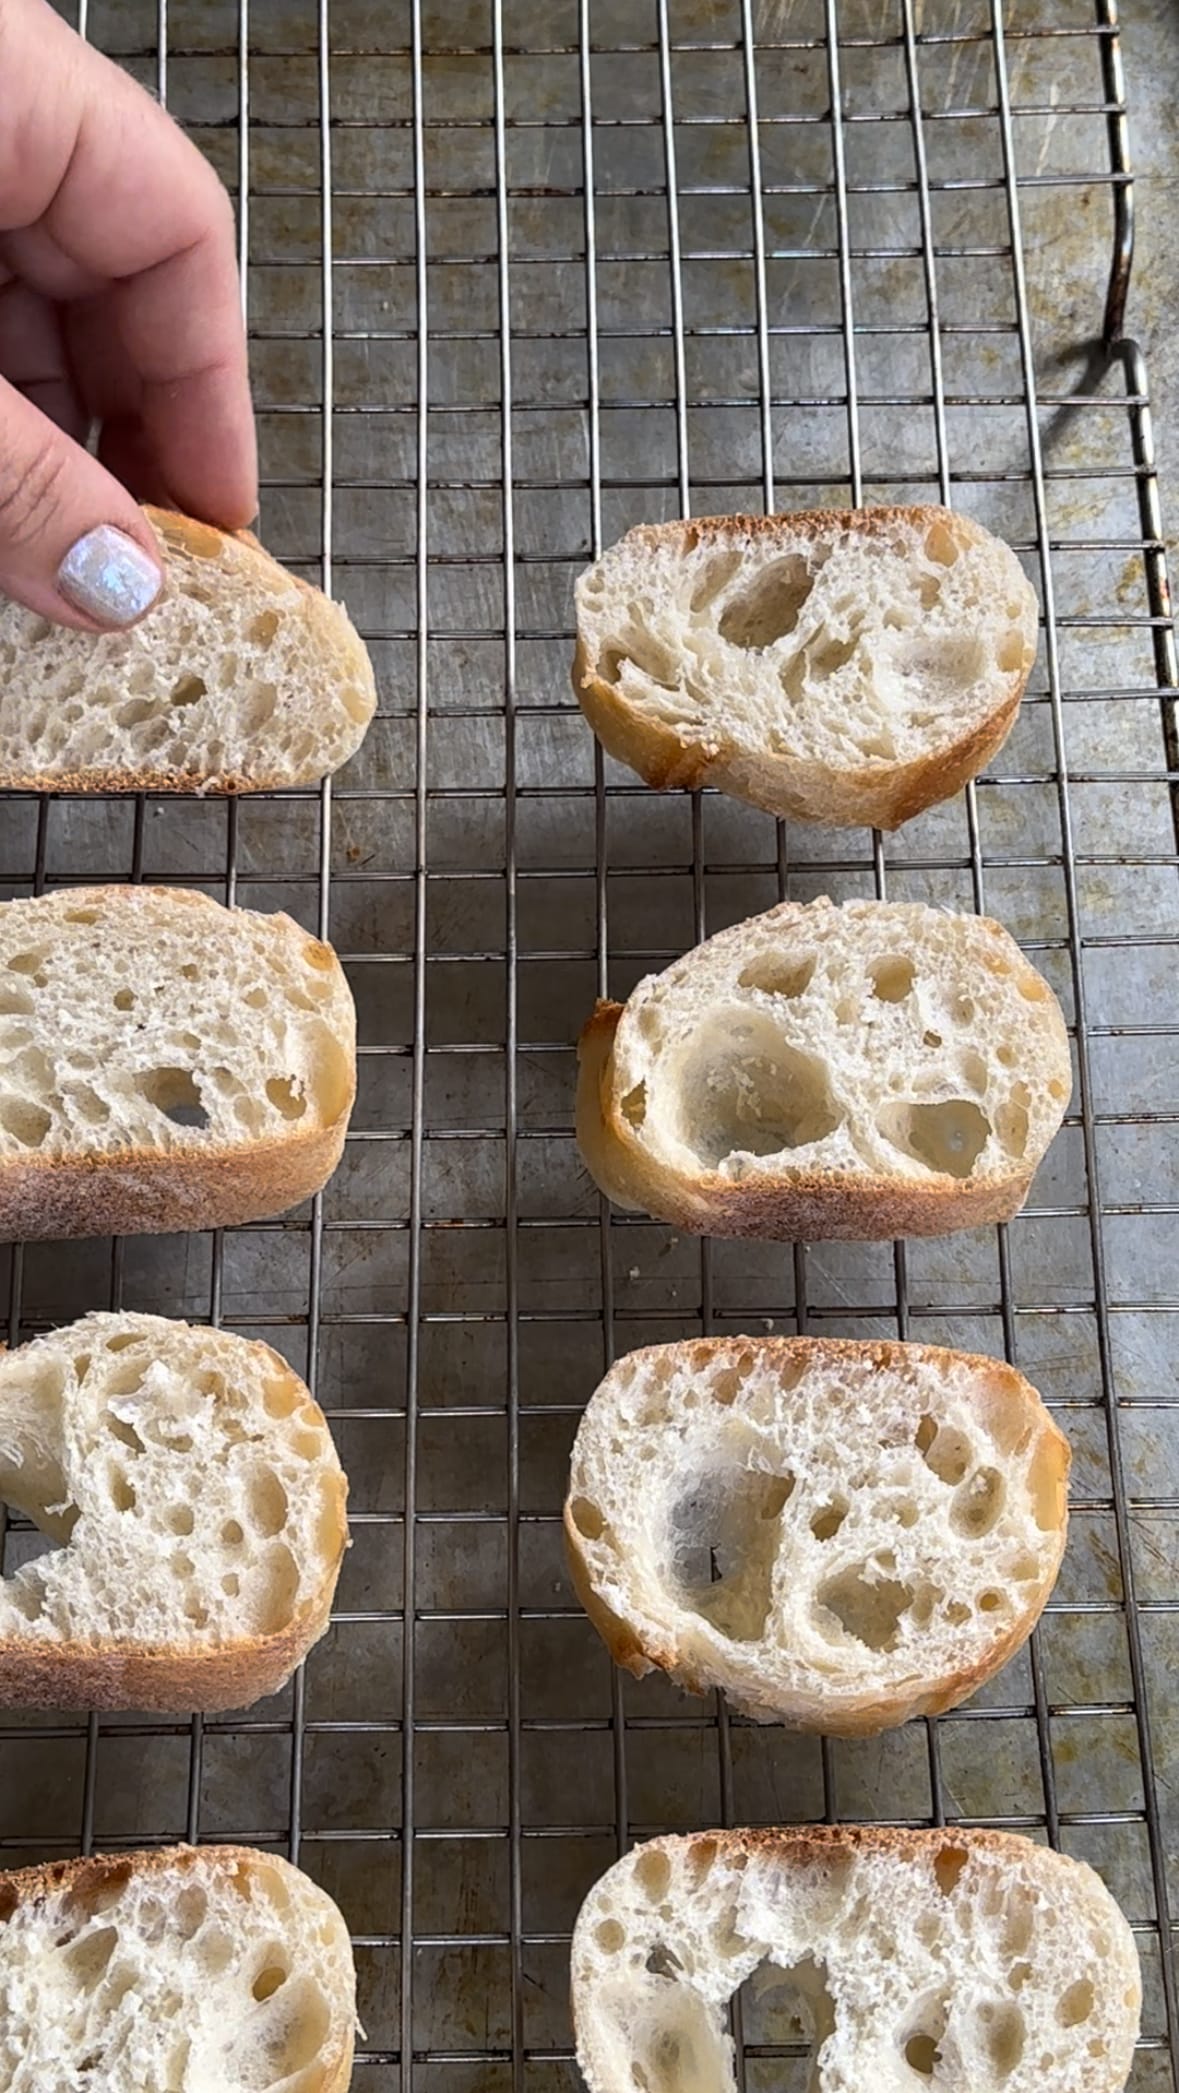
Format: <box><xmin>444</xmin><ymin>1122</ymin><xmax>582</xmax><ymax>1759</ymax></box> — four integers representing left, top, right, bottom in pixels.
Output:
<box><xmin>574</xmin><ymin>508</ymin><xmax>1037</xmax><ymax>829</ymax></box>
<box><xmin>0</xmin><ymin>1311</ymin><xmax>347</xmax><ymax>1712</ymax></box>
<box><xmin>0</xmin><ymin>885</ymin><xmax>356</xmax><ymax>1239</ymax></box>
<box><xmin>572</xmin><ymin>1826</ymin><xmax>1140</xmax><ymax>2093</ymax></box>
<box><xmin>0</xmin><ymin>508</ymin><xmax>376</xmax><ymax>793</ymax></box>
<box><xmin>0</xmin><ymin>1844</ymin><xmax>355</xmax><ymax>2090</ymax></box>
<box><xmin>566</xmin><ymin>1336</ymin><xmax>1068</xmax><ymax>1734</ymax></box>
<box><xmin>577</xmin><ymin>896</ymin><xmax>1070</xmax><ymax>1239</ymax></box>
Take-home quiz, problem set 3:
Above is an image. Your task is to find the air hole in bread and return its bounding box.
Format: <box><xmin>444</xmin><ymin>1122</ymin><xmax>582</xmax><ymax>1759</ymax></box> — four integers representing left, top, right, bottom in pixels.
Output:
<box><xmin>687</xmin><ymin>1839</ymin><xmax>717</xmax><ymax>1888</ymax></box>
<box><xmin>1058</xmin><ymin>1978</ymin><xmax>1095</xmax><ymax>2026</ymax></box>
<box><xmin>904</xmin><ymin>2030</ymin><xmax>941</xmax><ymax>2075</ymax></box>
<box><xmin>71</xmin><ymin>1083</ymin><xmax>110</xmax><ymax>1126</ymax></box>
<box><xmin>952</xmin><ymin>1466</ymin><xmax>1004</xmax><ymax>1538</ymax></box>
<box><xmin>737</xmin><ymin>953</ymin><xmax>815</xmax><ymax>1000</ymax></box>
<box><xmin>252</xmin><ymin>1960</ymin><xmax>289</xmax><ymax>2002</ymax></box>
<box><xmin>877</xmin><ymin>1097</ymin><xmax>990</xmax><ymax>1178</ymax></box>
<box><xmin>689</xmin><ymin>550</ymin><xmax>743</xmax><ymax>613</ymax></box>
<box><xmin>915</xmin><ymin>1416</ymin><xmax>971</xmax><ymax>1486</ymax></box>
<box><xmin>134</xmin><ymin>1067</ymin><xmax>210</xmax><ymax>1132</ymax></box>
<box><xmin>996</xmin><ymin>1082</ymin><xmax>1030</xmax><ymax>1159</ymax></box>
<box><xmin>248</xmin><ymin>610</ymin><xmax>281</xmax><ymax>648</ymax></box>
<box><xmin>170</xmin><ymin>674</ymin><xmax>206</xmax><ymax>709</ymax></box>
<box><xmin>977</xmin><ymin>1999</ymin><xmax>1025</xmax><ymax>2075</ymax></box>
<box><xmin>59</xmin><ymin>1924</ymin><xmax>119</xmax><ymax>1992</ymax></box>
<box><xmin>570</xmin><ymin>1496</ymin><xmax>605</xmax><ymax>1541</ymax></box>
<box><xmin>997</xmin><ymin>631</ymin><xmax>1030</xmax><ymax>675</ymax></box>
<box><xmin>817</xmin><ymin>1565</ymin><xmax>914</xmax><ymax>1653</ymax></box>
<box><xmin>871</xmin><ymin>956</ymin><xmax>915</xmax><ymax>1003</ymax></box>
<box><xmin>621</xmin><ymin>1082</ymin><xmax>647</xmax><ymax>1129</ymax></box>
<box><xmin>0</xmin><ymin>986</ymin><xmax>32</xmax><ymax>1018</ymax></box>
<box><xmin>677</xmin><ymin>1017</ymin><xmax>840</xmax><ymax>1168</ymax></box>
<box><xmin>0</xmin><ymin>1095</ymin><xmax>51</xmax><ymax>1147</ymax></box>
<box><xmin>737</xmin><ymin>1954</ymin><xmax>835</xmax><ymax>2071</ymax></box>
<box><xmin>222</xmin><ymin>1519</ymin><xmax>243</xmax><ymax>1546</ymax></box>
<box><xmin>924</xmin><ymin>520</ymin><xmax>960</xmax><ymax>566</ymax></box>
<box><xmin>115</xmin><ymin>697</ymin><xmax>160</xmax><ymax>729</ymax></box>
<box><xmin>600</xmin><ymin>634</ymin><xmax>679</xmax><ymax>690</ymax></box>
<box><xmin>106</xmin><ymin>1412</ymin><xmax>145</xmax><ymax>1456</ymax></box>
<box><xmin>166</xmin><ymin>1504</ymin><xmax>195</xmax><ymax>1537</ymax></box>
<box><xmin>718</xmin><ymin>555</ymin><xmax>813</xmax><ymax>650</ymax></box>
<box><xmin>304</xmin><ymin>1025</ymin><xmax>353</xmax><ymax>1124</ymax></box>
<box><xmin>256</xmin><ymin>1543</ymin><xmax>300</xmax><ymax>1635</ymax></box>
<box><xmin>810</xmin><ymin>1498</ymin><xmax>848</xmax><ymax>1542</ymax></box>
<box><xmin>595</xmin><ymin>1918</ymin><xmax>626</xmax><ymax>1952</ymax></box>
<box><xmin>265</xmin><ymin>1075</ymin><xmax>307</xmax><ymax>1122</ymax></box>
<box><xmin>669</xmin><ymin>1464</ymin><xmax>793</xmax><ymax>1641</ymax></box>
<box><xmin>248</xmin><ymin>1469</ymin><xmax>289</xmax><ymax>1539</ymax></box>
<box><xmin>109</xmin><ymin>1470</ymin><xmax>136</xmax><ymax>1513</ymax></box>
<box><xmin>634</xmin><ymin>1848</ymin><xmax>672</xmax><ymax>1903</ymax></box>
<box><xmin>112</xmin><ymin>987</ymin><xmax>135</xmax><ymax>1011</ymax></box>
<box><xmin>646</xmin><ymin>1943</ymin><xmax>683</xmax><ymax>1979</ymax></box>
<box><xmin>809</xmin><ymin>631</ymin><xmax>858</xmax><ymax>678</ymax></box>
<box><xmin>933</xmin><ymin>1844</ymin><xmax>969</xmax><ymax>1895</ymax></box>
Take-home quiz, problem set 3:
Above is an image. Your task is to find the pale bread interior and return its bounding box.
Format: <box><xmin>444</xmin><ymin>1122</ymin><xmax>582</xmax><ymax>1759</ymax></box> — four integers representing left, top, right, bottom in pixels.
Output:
<box><xmin>576</xmin><ymin>510</ymin><xmax>1037</xmax><ymax>774</ymax></box>
<box><xmin>0</xmin><ymin>1847</ymin><xmax>354</xmax><ymax>2092</ymax></box>
<box><xmin>567</xmin><ymin>1339</ymin><xmax>1068</xmax><ymax>1727</ymax></box>
<box><xmin>573</xmin><ymin>1830</ymin><xmax>1141</xmax><ymax>2093</ymax></box>
<box><xmin>0</xmin><ymin>510</ymin><xmax>376</xmax><ymax>790</ymax></box>
<box><xmin>0</xmin><ymin>888</ymin><xmax>354</xmax><ymax>1164</ymax></box>
<box><xmin>606</xmin><ymin>898</ymin><xmax>1070</xmax><ymax>1190</ymax></box>
<box><xmin>0</xmin><ymin>1313</ymin><xmax>345</xmax><ymax>1654</ymax></box>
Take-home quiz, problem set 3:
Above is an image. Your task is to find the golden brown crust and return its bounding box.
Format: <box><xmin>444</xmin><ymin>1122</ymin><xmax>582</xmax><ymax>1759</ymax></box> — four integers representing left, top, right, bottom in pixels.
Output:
<box><xmin>574</xmin><ymin>507</ymin><xmax>1034</xmax><ymax>830</ymax></box>
<box><xmin>0</xmin><ymin>1338</ymin><xmax>349</xmax><ymax>1713</ymax></box>
<box><xmin>577</xmin><ymin>998</ymin><xmax>1043</xmax><ymax>1240</ymax></box>
<box><xmin>3</xmin><ymin>507</ymin><xmax>376</xmax><ymax>797</ymax></box>
<box><xmin>564</xmin><ymin>1335</ymin><xmax>1069</xmax><ymax>1736</ymax></box>
<box><xmin>0</xmin><ymin>886</ymin><xmax>355</xmax><ymax>1241</ymax></box>
<box><xmin>0</xmin><ymin>1845</ymin><xmax>355</xmax><ymax>2092</ymax></box>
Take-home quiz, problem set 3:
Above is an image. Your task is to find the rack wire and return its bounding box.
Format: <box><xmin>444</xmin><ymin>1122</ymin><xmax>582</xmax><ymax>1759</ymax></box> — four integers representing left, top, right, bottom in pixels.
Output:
<box><xmin>5</xmin><ymin>1</ymin><xmax>1178</xmax><ymax>2085</ymax></box>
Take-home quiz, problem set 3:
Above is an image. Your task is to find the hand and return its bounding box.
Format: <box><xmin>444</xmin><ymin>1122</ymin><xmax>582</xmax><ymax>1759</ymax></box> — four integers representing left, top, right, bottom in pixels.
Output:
<box><xmin>0</xmin><ymin>0</ymin><xmax>257</xmax><ymax>629</ymax></box>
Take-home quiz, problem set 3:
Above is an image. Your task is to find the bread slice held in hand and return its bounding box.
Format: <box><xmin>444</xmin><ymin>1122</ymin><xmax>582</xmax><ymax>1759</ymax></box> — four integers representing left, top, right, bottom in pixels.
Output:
<box><xmin>572</xmin><ymin>1827</ymin><xmax>1140</xmax><ymax>2093</ymax></box>
<box><xmin>0</xmin><ymin>508</ymin><xmax>376</xmax><ymax>793</ymax></box>
<box><xmin>0</xmin><ymin>885</ymin><xmax>356</xmax><ymax>1239</ymax></box>
<box><xmin>0</xmin><ymin>1311</ymin><xmax>347</xmax><ymax>1712</ymax></box>
<box><xmin>577</xmin><ymin>896</ymin><xmax>1070</xmax><ymax>1239</ymax></box>
<box><xmin>566</xmin><ymin>1336</ymin><xmax>1068</xmax><ymax>1733</ymax></box>
<box><xmin>574</xmin><ymin>507</ymin><xmax>1037</xmax><ymax>829</ymax></box>
<box><xmin>0</xmin><ymin>1844</ymin><xmax>355</xmax><ymax>2091</ymax></box>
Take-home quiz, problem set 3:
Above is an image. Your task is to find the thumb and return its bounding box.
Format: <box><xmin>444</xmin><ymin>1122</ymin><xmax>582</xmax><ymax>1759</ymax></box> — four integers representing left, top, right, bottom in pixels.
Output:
<box><xmin>0</xmin><ymin>375</ymin><xmax>164</xmax><ymax>630</ymax></box>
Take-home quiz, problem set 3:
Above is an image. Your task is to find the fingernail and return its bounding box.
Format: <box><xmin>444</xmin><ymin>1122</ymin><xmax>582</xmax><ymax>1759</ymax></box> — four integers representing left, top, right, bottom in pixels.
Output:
<box><xmin>57</xmin><ymin>525</ymin><xmax>164</xmax><ymax>628</ymax></box>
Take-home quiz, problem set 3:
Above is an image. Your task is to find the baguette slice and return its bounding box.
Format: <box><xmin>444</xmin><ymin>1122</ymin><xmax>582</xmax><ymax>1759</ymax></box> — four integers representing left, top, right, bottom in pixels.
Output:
<box><xmin>574</xmin><ymin>508</ymin><xmax>1037</xmax><ymax>828</ymax></box>
<box><xmin>0</xmin><ymin>508</ymin><xmax>376</xmax><ymax>793</ymax></box>
<box><xmin>0</xmin><ymin>885</ymin><xmax>356</xmax><ymax>1239</ymax></box>
<box><xmin>0</xmin><ymin>1311</ymin><xmax>348</xmax><ymax>1712</ymax></box>
<box><xmin>572</xmin><ymin>1827</ymin><xmax>1140</xmax><ymax>2093</ymax></box>
<box><xmin>566</xmin><ymin>1337</ymin><xmax>1068</xmax><ymax>1734</ymax></box>
<box><xmin>0</xmin><ymin>1844</ymin><xmax>355</xmax><ymax>2091</ymax></box>
<box><xmin>577</xmin><ymin>896</ymin><xmax>1070</xmax><ymax>1239</ymax></box>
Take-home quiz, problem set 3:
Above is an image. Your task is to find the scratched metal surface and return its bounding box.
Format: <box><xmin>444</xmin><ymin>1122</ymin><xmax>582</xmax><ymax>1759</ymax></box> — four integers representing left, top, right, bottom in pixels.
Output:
<box><xmin>4</xmin><ymin>1</ymin><xmax>1178</xmax><ymax>2087</ymax></box>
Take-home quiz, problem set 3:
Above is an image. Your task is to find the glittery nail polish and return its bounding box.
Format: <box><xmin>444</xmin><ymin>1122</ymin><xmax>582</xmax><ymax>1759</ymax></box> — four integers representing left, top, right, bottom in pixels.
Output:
<box><xmin>57</xmin><ymin>526</ymin><xmax>164</xmax><ymax>628</ymax></box>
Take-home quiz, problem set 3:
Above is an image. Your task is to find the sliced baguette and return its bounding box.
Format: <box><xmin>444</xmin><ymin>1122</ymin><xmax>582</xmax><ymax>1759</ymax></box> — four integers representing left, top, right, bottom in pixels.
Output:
<box><xmin>574</xmin><ymin>507</ymin><xmax>1037</xmax><ymax>829</ymax></box>
<box><xmin>572</xmin><ymin>1826</ymin><xmax>1140</xmax><ymax>2093</ymax></box>
<box><xmin>0</xmin><ymin>1844</ymin><xmax>355</xmax><ymax>2090</ymax></box>
<box><xmin>0</xmin><ymin>885</ymin><xmax>356</xmax><ymax>1240</ymax></box>
<box><xmin>577</xmin><ymin>896</ymin><xmax>1070</xmax><ymax>1239</ymax></box>
<box><xmin>0</xmin><ymin>508</ymin><xmax>376</xmax><ymax>793</ymax></box>
<box><xmin>566</xmin><ymin>1336</ymin><xmax>1068</xmax><ymax>1734</ymax></box>
<box><xmin>0</xmin><ymin>1311</ymin><xmax>347</xmax><ymax>1712</ymax></box>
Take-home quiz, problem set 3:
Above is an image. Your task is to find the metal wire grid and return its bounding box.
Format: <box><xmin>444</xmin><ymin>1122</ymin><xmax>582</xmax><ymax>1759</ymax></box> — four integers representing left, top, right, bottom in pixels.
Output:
<box><xmin>1</xmin><ymin>0</ymin><xmax>1177</xmax><ymax>2086</ymax></box>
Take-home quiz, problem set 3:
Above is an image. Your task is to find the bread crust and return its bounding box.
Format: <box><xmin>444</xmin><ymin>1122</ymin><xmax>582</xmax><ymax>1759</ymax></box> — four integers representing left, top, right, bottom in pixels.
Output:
<box><xmin>577</xmin><ymin>937</ymin><xmax>1064</xmax><ymax>1237</ymax></box>
<box><xmin>0</xmin><ymin>1844</ymin><xmax>355</xmax><ymax>2093</ymax></box>
<box><xmin>565</xmin><ymin>1335</ymin><xmax>1069</xmax><ymax>1736</ymax></box>
<box><xmin>0</xmin><ymin>885</ymin><xmax>355</xmax><ymax>1241</ymax></box>
<box><xmin>574</xmin><ymin>507</ymin><xmax>1034</xmax><ymax>830</ymax></box>
<box><xmin>2</xmin><ymin>508</ymin><xmax>376</xmax><ymax>796</ymax></box>
<box><xmin>0</xmin><ymin>1333</ymin><xmax>348</xmax><ymax>1714</ymax></box>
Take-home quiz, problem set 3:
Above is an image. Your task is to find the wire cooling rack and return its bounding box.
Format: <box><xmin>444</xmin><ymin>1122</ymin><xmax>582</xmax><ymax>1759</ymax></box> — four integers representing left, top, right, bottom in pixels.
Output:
<box><xmin>4</xmin><ymin>0</ymin><xmax>1178</xmax><ymax>2086</ymax></box>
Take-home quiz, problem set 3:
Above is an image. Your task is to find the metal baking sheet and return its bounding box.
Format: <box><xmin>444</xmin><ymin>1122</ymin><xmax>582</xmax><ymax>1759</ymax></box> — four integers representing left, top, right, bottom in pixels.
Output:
<box><xmin>4</xmin><ymin>1</ymin><xmax>1178</xmax><ymax>2086</ymax></box>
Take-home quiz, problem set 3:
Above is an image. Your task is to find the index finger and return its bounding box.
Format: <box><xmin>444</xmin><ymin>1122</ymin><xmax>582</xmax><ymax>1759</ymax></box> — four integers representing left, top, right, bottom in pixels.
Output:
<box><xmin>0</xmin><ymin>0</ymin><xmax>257</xmax><ymax>527</ymax></box>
